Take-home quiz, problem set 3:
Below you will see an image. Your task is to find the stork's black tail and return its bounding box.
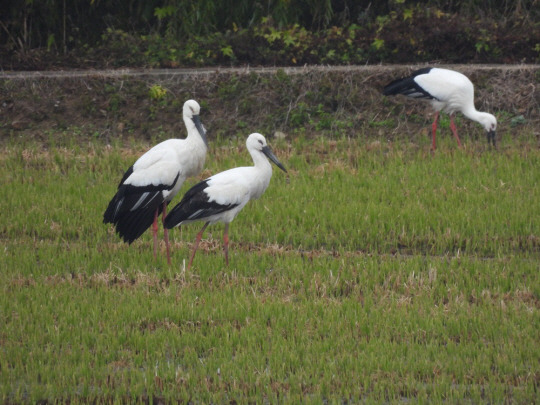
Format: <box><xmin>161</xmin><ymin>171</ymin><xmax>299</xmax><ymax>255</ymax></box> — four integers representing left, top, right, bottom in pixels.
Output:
<box><xmin>111</xmin><ymin>205</ymin><xmax>164</xmax><ymax>244</ymax></box>
<box><xmin>103</xmin><ymin>187</ymin><xmax>165</xmax><ymax>244</ymax></box>
<box><xmin>382</xmin><ymin>67</ymin><xmax>434</xmax><ymax>99</ymax></box>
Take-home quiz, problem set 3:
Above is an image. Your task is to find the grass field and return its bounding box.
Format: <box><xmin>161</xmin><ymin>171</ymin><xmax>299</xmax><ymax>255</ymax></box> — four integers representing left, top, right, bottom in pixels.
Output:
<box><xmin>1</xmin><ymin>132</ymin><xmax>538</xmax><ymax>403</ymax></box>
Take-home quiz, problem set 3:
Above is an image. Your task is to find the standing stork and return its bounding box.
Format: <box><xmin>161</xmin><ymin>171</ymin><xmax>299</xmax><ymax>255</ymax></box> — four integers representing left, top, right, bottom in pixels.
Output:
<box><xmin>164</xmin><ymin>133</ymin><xmax>287</xmax><ymax>270</ymax></box>
<box><xmin>103</xmin><ymin>99</ymin><xmax>208</xmax><ymax>265</ymax></box>
<box><xmin>383</xmin><ymin>67</ymin><xmax>497</xmax><ymax>149</ymax></box>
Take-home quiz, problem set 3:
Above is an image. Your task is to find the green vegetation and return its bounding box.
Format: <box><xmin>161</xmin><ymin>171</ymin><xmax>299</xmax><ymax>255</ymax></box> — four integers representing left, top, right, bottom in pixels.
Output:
<box><xmin>1</xmin><ymin>135</ymin><xmax>538</xmax><ymax>402</ymax></box>
<box><xmin>2</xmin><ymin>0</ymin><xmax>539</xmax><ymax>69</ymax></box>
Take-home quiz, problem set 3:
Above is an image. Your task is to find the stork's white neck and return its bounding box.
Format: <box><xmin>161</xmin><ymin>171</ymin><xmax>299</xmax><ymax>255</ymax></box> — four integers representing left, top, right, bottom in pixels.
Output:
<box><xmin>462</xmin><ymin>105</ymin><xmax>496</xmax><ymax>132</ymax></box>
<box><xmin>245</xmin><ymin>148</ymin><xmax>272</xmax><ymax>200</ymax></box>
<box><xmin>462</xmin><ymin>104</ymin><xmax>482</xmax><ymax>122</ymax></box>
<box><xmin>183</xmin><ymin>116</ymin><xmax>197</xmax><ymax>138</ymax></box>
<box><xmin>182</xmin><ymin>117</ymin><xmax>207</xmax><ymax>150</ymax></box>
<box><xmin>250</xmin><ymin>149</ymin><xmax>273</xmax><ymax>172</ymax></box>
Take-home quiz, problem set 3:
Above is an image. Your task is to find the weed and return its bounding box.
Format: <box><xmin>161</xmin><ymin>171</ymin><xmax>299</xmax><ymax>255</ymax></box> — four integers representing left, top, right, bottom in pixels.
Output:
<box><xmin>148</xmin><ymin>84</ymin><xmax>167</xmax><ymax>101</ymax></box>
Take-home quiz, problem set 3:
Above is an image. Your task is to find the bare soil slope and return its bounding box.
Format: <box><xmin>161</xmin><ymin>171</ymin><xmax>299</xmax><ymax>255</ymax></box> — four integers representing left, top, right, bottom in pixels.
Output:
<box><xmin>1</xmin><ymin>65</ymin><xmax>538</xmax><ymax>144</ymax></box>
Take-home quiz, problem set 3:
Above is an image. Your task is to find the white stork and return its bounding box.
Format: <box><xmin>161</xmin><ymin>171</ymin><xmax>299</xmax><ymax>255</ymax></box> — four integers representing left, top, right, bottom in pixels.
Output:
<box><xmin>383</xmin><ymin>67</ymin><xmax>497</xmax><ymax>149</ymax></box>
<box><xmin>103</xmin><ymin>99</ymin><xmax>208</xmax><ymax>265</ymax></box>
<box><xmin>164</xmin><ymin>133</ymin><xmax>287</xmax><ymax>270</ymax></box>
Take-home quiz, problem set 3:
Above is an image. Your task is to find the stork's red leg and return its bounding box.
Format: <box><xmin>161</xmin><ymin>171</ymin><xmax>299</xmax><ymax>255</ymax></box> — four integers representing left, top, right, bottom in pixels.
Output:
<box><xmin>188</xmin><ymin>222</ymin><xmax>209</xmax><ymax>270</ymax></box>
<box><xmin>449</xmin><ymin>115</ymin><xmax>463</xmax><ymax>148</ymax></box>
<box><xmin>431</xmin><ymin>111</ymin><xmax>439</xmax><ymax>150</ymax></box>
<box><xmin>223</xmin><ymin>223</ymin><xmax>230</xmax><ymax>266</ymax></box>
<box><xmin>152</xmin><ymin>207</ymin><xmax>159</xmax><ymax>259</ymax></box>
<box><xmin>161</xmin><ymin>201</ymin><xmax>171</xmax><ymax>266</ymax></box>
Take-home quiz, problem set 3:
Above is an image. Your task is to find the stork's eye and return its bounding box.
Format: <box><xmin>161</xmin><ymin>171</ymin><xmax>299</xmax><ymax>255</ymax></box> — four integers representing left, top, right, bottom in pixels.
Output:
<box><xmin>258</xmin><ymin>140</ymin><xmax>264</xmax><ymax>145</ymax></box>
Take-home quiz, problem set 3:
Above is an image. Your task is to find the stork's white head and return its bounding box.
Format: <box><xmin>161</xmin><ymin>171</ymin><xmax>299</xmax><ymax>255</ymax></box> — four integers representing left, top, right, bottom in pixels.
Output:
<box><xmin>478</xmin><ymin>112</ymin><xmax>497</xmax><ymax>146</ymax></box>
<box><xmin>183</xmin><ymin>99</ymin><xmax>201</xmax><ymax>118</ymax></box>
<box><xmin>246</xmin><ymin>133</ymin><xmax>268</xmax><ymax>151</ymax></box>
<box><xmin>478</xmin><ymin>112</ymin><xmax>497</xmax><ymax>133</ymax></box>
<box><xmin>247</xmin><ymin>133</ymin><xmax>287</xmax><ymax>173</ymax></box>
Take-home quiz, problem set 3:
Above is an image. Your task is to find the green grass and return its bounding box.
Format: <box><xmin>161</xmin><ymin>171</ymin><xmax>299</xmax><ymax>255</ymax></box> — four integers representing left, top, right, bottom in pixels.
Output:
<box><xmin>0</xmin><ymin>134</ymin><xmax>538</xmax><ymax>403</ymax></box>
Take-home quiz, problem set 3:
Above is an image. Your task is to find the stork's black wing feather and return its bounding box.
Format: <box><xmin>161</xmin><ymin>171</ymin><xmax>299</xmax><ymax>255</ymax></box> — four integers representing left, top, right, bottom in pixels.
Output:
<box><xmin>164</xmin><ymin>180</ymin><xmax>239</xmax><ymax>228</ymax></box>
<box><xmin>104</xmin><ymin>183</ymin><xmax>165</xmax><ymax>224</ymax></box>
<box><xmin>382</xmin><ymin>67</ymin><xmax>435</xmax><ymax>100</ymax></box>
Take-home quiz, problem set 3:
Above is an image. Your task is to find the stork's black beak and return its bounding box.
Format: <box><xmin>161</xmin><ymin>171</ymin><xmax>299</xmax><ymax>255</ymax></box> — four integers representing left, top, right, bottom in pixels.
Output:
<box><xmin>193</xmin><ymin>115</ymin><xmax>208</xmax><ymax>147</ymax></box>
<box><xmin>487</xmin><ymin>130</ymin><xmax>496</xmax><ymax>147</ymax></box>
<box><xmin>262</xmin><ymin>145</ymin><xmax>287</xmax><ymax>173</ymax></box>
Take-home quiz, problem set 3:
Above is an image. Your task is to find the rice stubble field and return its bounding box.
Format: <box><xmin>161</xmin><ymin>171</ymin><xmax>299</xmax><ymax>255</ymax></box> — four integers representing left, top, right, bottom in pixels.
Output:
<box><xmin>0</xmin><ymin>132</ymin><xmax>538</xmax><ymax>402</ymax></box>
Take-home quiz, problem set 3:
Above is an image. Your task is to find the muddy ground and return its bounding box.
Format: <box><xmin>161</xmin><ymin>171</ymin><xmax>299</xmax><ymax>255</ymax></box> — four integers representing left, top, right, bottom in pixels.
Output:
<box><xmin>1</xmin><ymin>65</ymin><xmax>539</xmax><ymax>144</ymax></box>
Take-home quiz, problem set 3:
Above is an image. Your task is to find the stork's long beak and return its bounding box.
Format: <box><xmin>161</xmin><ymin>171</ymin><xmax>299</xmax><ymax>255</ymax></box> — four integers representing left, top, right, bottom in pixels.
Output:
<box><xmin>262</xmin><ymin>145</ymin><xmax>287</xmax><ymax>173</ymax></box>
<box><xmin>193</xmin><ymin>115</ymin><xmax>208</xmax><ymax>148</ymax></box>
<box><xmin>487</xmin><ymin>129</ymin><xmax>496</xmax><ymax>147</ymax></box>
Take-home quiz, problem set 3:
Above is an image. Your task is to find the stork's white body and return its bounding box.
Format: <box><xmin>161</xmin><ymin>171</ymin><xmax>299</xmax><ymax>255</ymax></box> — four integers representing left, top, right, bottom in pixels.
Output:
<box><xmin>126</xmin><ymin>136</ymin><xmax>207</xmax><ymax>206</ymax></box>
<box><xmin>414</xmin><ymin>69</ymin><xmax>474</xmax><ymax>114</ymax></box>
<box><xmin>186</xmin><ymin>168</ymin><xmax>259</xmax><ymax>225</ymax></box>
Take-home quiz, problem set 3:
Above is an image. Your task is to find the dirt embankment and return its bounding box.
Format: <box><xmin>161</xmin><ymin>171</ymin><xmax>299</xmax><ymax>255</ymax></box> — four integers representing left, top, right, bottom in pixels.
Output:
<box><xmin>1</xmin><ymin>65</ymin><xmax>539</xmax><ymax>143</ymax></box>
